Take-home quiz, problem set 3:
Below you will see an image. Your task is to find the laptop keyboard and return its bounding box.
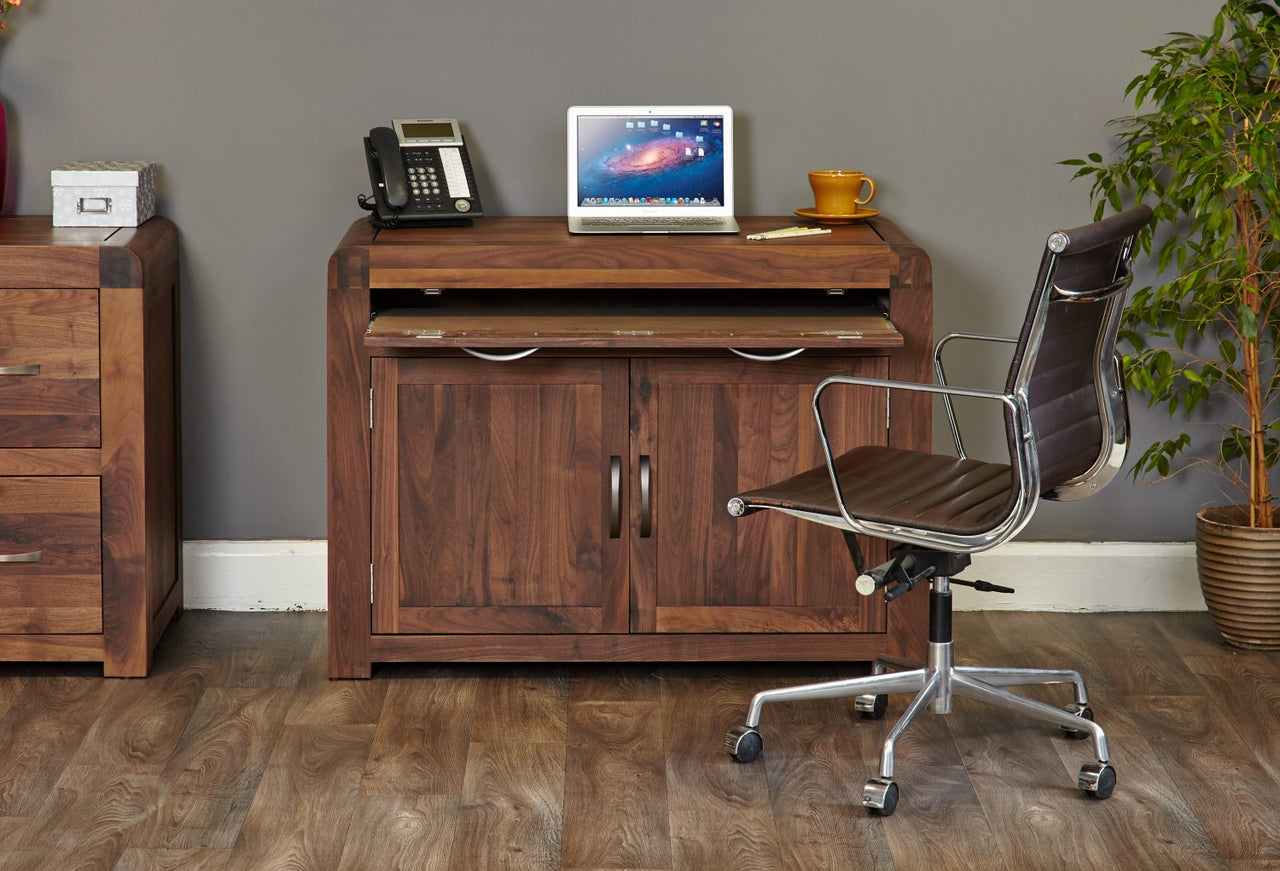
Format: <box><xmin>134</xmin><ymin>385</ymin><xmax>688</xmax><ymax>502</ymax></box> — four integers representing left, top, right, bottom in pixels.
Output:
<box><xmin>582</xmin><ymin>216</ymin><xmax>725</xmax><ymax>226</ymax></box>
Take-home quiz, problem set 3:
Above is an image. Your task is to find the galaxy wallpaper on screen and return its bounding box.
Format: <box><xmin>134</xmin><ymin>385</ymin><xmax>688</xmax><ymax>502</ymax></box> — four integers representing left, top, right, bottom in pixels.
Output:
<box><xmin>576</xmin><ymin>115</ymin><xmax>725</xmax><ymax>207</ymax></box>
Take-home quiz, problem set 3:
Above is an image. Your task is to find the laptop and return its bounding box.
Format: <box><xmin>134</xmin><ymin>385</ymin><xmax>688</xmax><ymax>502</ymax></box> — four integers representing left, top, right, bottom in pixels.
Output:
<box><xmin>567</xmin><ymin>105</ymin><xmax>739</xmax><ymax>234</ymax></box>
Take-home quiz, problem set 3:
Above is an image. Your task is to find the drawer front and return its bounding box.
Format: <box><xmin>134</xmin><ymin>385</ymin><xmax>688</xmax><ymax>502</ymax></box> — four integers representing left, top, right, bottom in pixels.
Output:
<box><xmin>0</xmin><ymin>289</ymin><xmax>100</xmax><ymax>448</ymax></box>
<box><xmin>0</xmin><ymin>477</ymin><xmax>102</xmax><ymax>633</ymax></box>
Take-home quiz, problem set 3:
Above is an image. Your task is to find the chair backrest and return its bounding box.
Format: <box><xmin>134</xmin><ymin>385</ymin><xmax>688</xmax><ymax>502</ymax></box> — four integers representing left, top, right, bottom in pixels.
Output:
<box><xmin>1005</xmin><ymin>205</ymin><xmax>1152</xmax><ymax>503</ymax></box>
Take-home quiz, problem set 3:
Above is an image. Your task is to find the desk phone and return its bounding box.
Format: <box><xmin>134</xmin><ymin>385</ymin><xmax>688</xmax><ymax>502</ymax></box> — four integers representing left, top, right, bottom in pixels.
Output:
<box><xmin>361</xmin><ymin>118</ymin><xmax>484</xmax><ymax>227</ymax></box>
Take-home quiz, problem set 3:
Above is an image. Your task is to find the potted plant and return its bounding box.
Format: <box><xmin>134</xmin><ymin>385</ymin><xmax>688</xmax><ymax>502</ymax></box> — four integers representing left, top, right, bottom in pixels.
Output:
<box><xmin>1063</xmin><ymin>0</ymin><xmax>1279</xmax><ymax>648</ymax></box>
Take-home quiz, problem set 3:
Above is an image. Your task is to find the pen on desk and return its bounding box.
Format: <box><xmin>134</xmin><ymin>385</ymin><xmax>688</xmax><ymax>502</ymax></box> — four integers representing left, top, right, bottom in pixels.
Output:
<box><xmin>746</xmin><ymin>227</ymin><xmax>833</xmax><ymax>240</ymax></box>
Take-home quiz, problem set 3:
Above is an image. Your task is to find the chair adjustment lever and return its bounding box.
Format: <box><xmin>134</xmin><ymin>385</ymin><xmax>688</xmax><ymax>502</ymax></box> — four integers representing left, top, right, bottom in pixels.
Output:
<box><xmin>949</xmin><ymin>578</ymin><xmax>1016</xmax><ymax>594</ymax></box>
<box><xmin>856</xmin><ymin>553</ymin><xmax>935</xmax><ymax>602</ymax></box>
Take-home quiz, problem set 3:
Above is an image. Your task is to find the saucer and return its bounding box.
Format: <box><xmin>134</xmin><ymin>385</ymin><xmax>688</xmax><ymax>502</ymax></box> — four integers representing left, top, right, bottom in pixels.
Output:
<box><xmin>794</xmin><ymin>207</ymin><xmax>880</xmax><ymax>225</ymax></box>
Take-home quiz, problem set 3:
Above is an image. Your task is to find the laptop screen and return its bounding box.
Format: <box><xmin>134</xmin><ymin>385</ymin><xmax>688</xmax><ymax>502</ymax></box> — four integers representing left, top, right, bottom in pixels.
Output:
<box><xmin>572</xmin><ymin>110</ymin><xmax>729</xmax><ymax>210</ymax></box>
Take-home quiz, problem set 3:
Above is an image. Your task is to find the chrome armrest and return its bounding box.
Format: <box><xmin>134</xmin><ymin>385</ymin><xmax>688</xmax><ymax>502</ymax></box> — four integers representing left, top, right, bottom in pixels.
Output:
<box><xmin>810</xmin><ymin>375</ymin><xmax>1035</xmax><ymax>541</ymax></box>
<box><xmin>933</xmin><ymin>332</ymin><xmax>1017</xmax><ymax>458</ymax></box>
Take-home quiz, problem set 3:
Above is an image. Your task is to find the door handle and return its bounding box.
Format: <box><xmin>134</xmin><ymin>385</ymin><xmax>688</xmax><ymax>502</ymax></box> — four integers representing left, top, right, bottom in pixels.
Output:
<box><xmin>0</xmin><ymin>364</ymin><xmax>40</xmax><ymax>376</ymax></box>
<box><xmin>728</xmin><ymin>348</ymin><xmax>806</xmax><ymax>362</ymax></box>
<box><xmin>460</xmin><ymin>347</ymin><xmax>540</xmax><ymax>362</ymax></box>
<box><xmin>609</xmin><ymin>456</ymin><xmax>621</xmax><ymax>539</ymax></box>
<box><xmin>0</xmin><ymin>550</ymin><xmax>42</xmax><ymax>563</ymax></box>
<box><xmin>639</xmin><ymin>455</ymin><xmax>652</xmax><ymax>538</ymax></box>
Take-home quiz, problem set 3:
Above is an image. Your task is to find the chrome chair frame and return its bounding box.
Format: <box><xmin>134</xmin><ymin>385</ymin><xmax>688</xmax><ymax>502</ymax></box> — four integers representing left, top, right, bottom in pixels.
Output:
<box><xmin>723</xmin><ymin>207</ymin><xmax>1149</xmax><ymax>816</ymax></box>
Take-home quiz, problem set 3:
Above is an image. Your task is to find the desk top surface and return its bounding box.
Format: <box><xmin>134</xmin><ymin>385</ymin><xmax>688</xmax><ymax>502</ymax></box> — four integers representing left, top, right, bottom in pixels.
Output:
<box><xmin>337</xmin><ymin>214</ymin><xmax>909</xmax><ymax>250</ymax></box>
<box><xmin>333</xmin><ymin>216</ymin><xmax>925</xmax><ymax>291</ymax></box>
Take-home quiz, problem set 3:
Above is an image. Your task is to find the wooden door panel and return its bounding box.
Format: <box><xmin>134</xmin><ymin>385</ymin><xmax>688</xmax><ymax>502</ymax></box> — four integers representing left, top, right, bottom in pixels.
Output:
<box><xmin>631</xmin><ymin>357</ymin><xmax>888</xmax><ymax>634</ymax></box>
<box><xmin>372</xmin><ymin>357</ymin><xmax>629</xmax><ymax>634</ymax></box>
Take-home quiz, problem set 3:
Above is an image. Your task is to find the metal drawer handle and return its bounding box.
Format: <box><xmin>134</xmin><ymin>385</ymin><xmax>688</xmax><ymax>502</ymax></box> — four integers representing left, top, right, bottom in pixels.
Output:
<box><xmin>0</xmin><ymin>364</ymin><xmax>41</xmax><ymax>376</ymax></box>
<box><xmin>460</xmin><ymin>347</ymin><xmax>540</xmax><ymax>362</ymax></box>
<box><xmin>609</xmin><ymin>456</ymin><xmax>622</xmax><ymax>539</ymax></box>
<box><xmin>0</xmin><ymin>551</ymin><xmax>42</xmax><ymax>563</ymax></box>
<box><xmin>728</xmin><ymin>348</ymin><xmax>806</xmax><ymax>362</ymax></box>
<box><xmin>639</xmin><ymin>455</ymin><xmax>652</xmax><ymax>538</ymax></box>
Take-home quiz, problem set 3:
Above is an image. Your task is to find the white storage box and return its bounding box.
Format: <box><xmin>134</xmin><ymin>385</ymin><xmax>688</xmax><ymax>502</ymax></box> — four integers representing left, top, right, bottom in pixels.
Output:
<box><xmin>51</xmin><ymin>161</ymin><xmax>157</xmax><ymax>227</ymax></box>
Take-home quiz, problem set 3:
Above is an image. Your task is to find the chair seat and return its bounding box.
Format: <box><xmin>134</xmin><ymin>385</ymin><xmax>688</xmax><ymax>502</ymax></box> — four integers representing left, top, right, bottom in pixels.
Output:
<box><xmin>737</xmin><ymin>445</ymin><xmax>1014</xmax><ymax>536</ymax></box>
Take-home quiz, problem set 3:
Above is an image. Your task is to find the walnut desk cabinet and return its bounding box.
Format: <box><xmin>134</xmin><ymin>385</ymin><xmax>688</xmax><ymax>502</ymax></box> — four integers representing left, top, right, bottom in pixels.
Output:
<box><xmin>0</xmin><ymin>216</ymin><xmax>181</xmax><ymax>676</ymax></box>
<box><xmin>328</xmin><ymin>216</ymin><xmax>932</xmax><ymax>677</ymax></box>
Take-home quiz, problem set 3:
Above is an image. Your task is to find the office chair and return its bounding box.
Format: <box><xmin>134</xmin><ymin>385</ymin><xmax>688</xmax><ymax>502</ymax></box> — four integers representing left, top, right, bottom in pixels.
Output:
<box><xmin>722</xmin><ymin>205</ymin><xmax>1152</xmax><ymax>816</ymax></box>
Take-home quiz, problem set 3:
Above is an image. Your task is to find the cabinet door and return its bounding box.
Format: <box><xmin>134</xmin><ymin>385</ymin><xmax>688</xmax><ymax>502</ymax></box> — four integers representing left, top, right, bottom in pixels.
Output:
<box><xmin>371</xmin><ymin>357</ymin><xmax>630</xmax><ymax>634</ymax></box>
<box><xmin>631</xmin><ymin>356</ymin><xmax>889</xmax><ymax>634</ymax></box>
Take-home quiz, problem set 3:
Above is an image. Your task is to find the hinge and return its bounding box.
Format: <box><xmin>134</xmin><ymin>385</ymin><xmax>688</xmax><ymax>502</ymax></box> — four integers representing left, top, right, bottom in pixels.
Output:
<box><xmin>370</xmin><ymin>564</ymin><xmax>374</xmax><ymax>604</ymax></box>
<box><xmin>369</xmin><ymin>388</ymin><xmax>374</xmax><ymax>429</ymax></box>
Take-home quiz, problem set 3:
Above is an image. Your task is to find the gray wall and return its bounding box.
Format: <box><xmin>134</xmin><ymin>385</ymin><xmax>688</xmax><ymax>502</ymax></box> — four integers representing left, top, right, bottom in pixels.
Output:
<box><xmin>0</xmin><ymin>0</ymin><xmax>1223</xmax><ymax>541</ymax></box>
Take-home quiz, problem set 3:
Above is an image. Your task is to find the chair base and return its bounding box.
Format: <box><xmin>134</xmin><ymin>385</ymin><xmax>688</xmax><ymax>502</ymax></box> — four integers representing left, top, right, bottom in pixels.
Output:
<box><xmin>723</xmin><ymin>576</ymin><xmax>1116</xmax><ymax>815</ymax></box>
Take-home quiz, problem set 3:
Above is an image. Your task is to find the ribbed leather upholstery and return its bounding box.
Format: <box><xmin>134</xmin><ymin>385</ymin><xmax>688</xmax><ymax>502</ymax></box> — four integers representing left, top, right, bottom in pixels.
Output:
<box><xmin>734</xmin><ymin>205</ymin><xmax>1152</xmax><ymax>542</ymax></box>
<box><xmin>739</xmin><ymin>446</ymin><xmax>1013</xmax><ymax>536</ymax></box>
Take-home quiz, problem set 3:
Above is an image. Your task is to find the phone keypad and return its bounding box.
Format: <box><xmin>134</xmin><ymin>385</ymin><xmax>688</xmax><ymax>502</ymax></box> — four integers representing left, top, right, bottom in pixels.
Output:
<box><xmin>402</xmin><ymin>147</ymin><xmax>475</xmax><ymax>214</ymax></box>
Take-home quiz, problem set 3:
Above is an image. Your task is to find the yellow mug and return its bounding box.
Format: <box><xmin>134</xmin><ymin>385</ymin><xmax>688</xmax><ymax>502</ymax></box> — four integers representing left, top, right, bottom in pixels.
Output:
<box><xmin>809</xmin><ymin>170</ymin><xmax>877</xmax><ymax>215</ymax></box>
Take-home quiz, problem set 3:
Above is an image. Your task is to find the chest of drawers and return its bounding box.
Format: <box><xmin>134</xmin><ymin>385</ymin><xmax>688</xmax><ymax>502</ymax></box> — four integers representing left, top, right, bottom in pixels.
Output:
<box><xmin>0</xmin><ymin>217</ymin><xmax>181</xmax><ymax>676</ymax></box>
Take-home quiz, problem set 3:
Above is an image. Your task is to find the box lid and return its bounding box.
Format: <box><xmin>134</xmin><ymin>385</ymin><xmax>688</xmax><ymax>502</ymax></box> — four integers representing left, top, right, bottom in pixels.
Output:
<box><xmin>51</xmin><ymin>160</ymin><xmax>157</xmax><ymax>187</ymax></box>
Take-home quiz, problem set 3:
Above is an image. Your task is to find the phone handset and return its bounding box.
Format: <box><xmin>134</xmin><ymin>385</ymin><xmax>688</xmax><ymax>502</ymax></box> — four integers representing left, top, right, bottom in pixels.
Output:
<box><xmin>369</xmin><ymin>126</ymin><xmax>409</xmax><ymax>209</ymax></box>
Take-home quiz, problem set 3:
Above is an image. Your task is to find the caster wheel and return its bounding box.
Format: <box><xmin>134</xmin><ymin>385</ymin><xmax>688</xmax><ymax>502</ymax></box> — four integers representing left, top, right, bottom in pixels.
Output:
<box><xmin>855</xmin><ymin>693</ymin><xmax>889</xmax><ymax>719</ymax></box>
<box><xmin>1078</xmin><ymin>762</ymin><xmax>1116</xmax><ymax>799</ymax></box>
<box><xmin>1060</xmin><ymin>704</ymin><xmax>1094</xmax><ymax>740</ymax></box>
<box><xmin>724</xmin><ymin>727</ymin><xmax>762</xmax><ymax>763</ymax></box>
<box><xmin>862</xmin><ymin>778</ymin><xmax>899</xmax><ymax>816</ymax></box>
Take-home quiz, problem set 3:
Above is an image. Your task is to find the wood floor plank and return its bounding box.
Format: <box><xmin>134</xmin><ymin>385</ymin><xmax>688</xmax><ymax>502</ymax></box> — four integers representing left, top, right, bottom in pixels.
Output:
<box><xmin>449</xmin><ymin>741</ymin><xmax>566</xmax><ymax>871</ymax></box>
<box><xmin>15</xmin><ymin>764</ymin><xmax>159</xmax><ymax>866</ymax></box>
<box><xmin>222</xmin><ymin>724</ymin><xmax>377</xmax><ymax>871</ymax></box>
<box><xmin>337</xmin><ymin>795</ymin><xmax>460</xmax><ymax>871</ymax></box>
<box><xmin>284</xmin><ymin>622</ymin><xmax>388</xmax><ymax>727</ymax></box>
<box><xmin>1183</xmin><ymin>651</ymin><xmax>1280</xmax><ymax>783</ymax></box>
<box><xmin>873</xmin><ymin>709</ymin><xmax>1004</xmax><ymax>869</ymax></box>
<box><xmin>0</xmin><ymin>676</ymin><xmax>115</xmax><ymax>816</ymax></box>
<box><xmin>1133</xmin><ymin>693</ymin><xmax>1280</xmax><ymax>865</ymax></box>
<box><xmin>1071</xmin><ymin>613</ymin><xmax>1205</xmax><ymax>700</ymax></box>
<box><xmin>360</xmin><ymin>669</ymin><xmax>478</xmax><ymax>797</ymax></box>
<box><xmin>561</xmin><ymin>700</ymin><xmax>671</xmax><ymax>870</ymax></box>
<box><xmin>660</xmin><ymin>667</ymin><xmax>786</xmax><ymax>870</ymax></box>
<box><xmin>136</xmin><ymin>686</ymin><xmax>293</xmax><ymax>849</ymax></box>
<box><xmin>470</xmin><ymin>665</ymin><xmax>570</xmax><ymax>744</ymax></box>
<box><xmin>114</xmin><ymin>847</ymin><xmax>233</xmax><ymax>870</ymax></box>
<box><xmin>761</xmin><ymin>722</ymin><xmax>895</xmax><ymax>869</ymax></box>
<box><xmin>67</xmin><ymin>668</ymin><xmax>206</xmax><ymax>774</ymax></box>
<box><xmin>1054</xmin><ymin>731</ymin><xmax>1227</xmax><ymax>870</ymax></box>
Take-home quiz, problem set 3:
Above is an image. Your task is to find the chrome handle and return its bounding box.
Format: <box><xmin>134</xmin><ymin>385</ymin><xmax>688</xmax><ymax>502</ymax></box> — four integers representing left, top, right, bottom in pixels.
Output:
<box><xmin>639</xmin><ymin>455</ymin><xmax>652</xmax><ymax>538</ymax></box>
<box><xmin>0</xmin><ymin>551</ymin><xmax>42</xmax><ymax>563</ymax></box>
<box><xmin>0</xmin><ymin>364</ymin><xmax>41</xmax><ymax>376</ymax></box>
<box><xmin>460</xmin><ymin>347</ymin><xmax>540</xmax><ymax>362</ymax></box>
<box><xmin>728</xmin><ymin>348</ymin><xmax>806</xmax><ymax>362</ymax></box>
<box><xmin>609</xmin><ymin>456</ymin><xmax>621</xmax><ymax>539</ymax></box>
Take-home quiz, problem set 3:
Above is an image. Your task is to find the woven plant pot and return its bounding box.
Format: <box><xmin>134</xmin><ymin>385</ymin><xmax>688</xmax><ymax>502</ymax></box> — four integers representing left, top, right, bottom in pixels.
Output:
<box><xmin>1196</xmin><ymin>506</ymin><xmax>1280</xmax><ymax>650</ymax></box>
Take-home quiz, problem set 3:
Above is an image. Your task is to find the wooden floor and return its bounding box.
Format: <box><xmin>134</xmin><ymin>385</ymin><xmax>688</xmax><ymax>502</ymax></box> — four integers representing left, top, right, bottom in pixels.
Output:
<box><xmin>0</xmin><ymin>610</ymin><xmax>1278</xmax><ymax>869</ymax></box>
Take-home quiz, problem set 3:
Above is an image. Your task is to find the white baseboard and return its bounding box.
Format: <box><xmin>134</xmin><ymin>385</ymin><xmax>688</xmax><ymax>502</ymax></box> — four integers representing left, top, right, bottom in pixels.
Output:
<box><xmin>183</xmin><ymin>540</ymin><xmax>329</xmax><ymax>611</ymax></box>
<box><xmin>181</xmin><ymin>540</ymin><xmax>1204</xmax><ymax>613</ymax></box>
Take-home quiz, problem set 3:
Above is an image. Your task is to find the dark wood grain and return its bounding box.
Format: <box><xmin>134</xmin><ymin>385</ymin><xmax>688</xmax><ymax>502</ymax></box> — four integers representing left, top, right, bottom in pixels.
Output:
<box><xmin>1</xmin><ymin>610</ymin><xmax>1278</xmax><ymax>868</ymax></box>
<box><xmin>329</xmin><ymin>216</ymin><xmax>933</xmax><ymax>674</ymax></box>
<box><xmin>0</xmin><ymin>289</ymin><xmax>100</xmax><ymax>447</ymax></box>
<box><xmin>0</xmin><ymin>217</ymin><xmax>181</xmax><ymax>676</ymax></box>
<box><xmin>632</xmin><ymin>356</ymin><xmax>889</xmax><ymax>635</ymax></box>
